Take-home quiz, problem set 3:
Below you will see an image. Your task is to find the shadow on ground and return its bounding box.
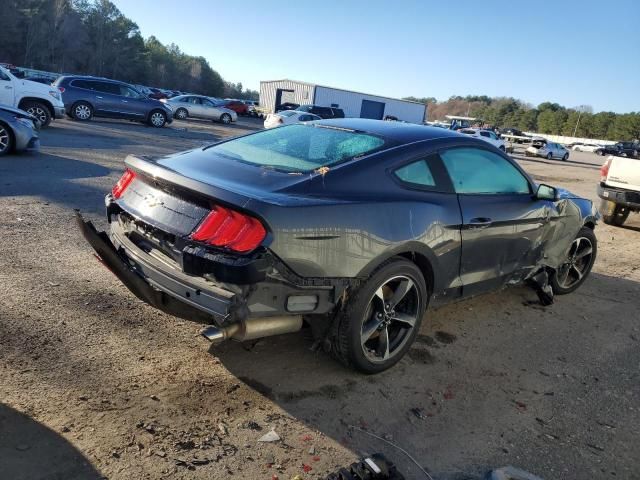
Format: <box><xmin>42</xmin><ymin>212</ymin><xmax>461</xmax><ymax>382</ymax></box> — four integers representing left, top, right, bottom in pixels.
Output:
<box><xmin>0</xmin><ymin>404</ymin><xmax>102</xmax><ymax>480</ymax></box>
<box><xmin>213</xmin><ymin>272</ymin><xmax>640</xmax><ymax>479</ymax></box>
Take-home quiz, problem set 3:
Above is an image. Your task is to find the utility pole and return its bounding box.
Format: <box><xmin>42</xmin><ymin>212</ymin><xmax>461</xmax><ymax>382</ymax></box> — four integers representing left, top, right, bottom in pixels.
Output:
<box><xmin>573</xmin><ymin>105</ymin><xmax>585</xmax><ymax>137</ymax></box>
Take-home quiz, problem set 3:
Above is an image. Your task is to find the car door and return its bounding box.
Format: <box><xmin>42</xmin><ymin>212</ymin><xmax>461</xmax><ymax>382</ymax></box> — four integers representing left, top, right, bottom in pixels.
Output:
<box><xmin>0</xmin><ymin>69</ymin><xmax>15</xmax><ymax>105</ymax></box>
<box><xmin>439</xmin><ymin>146</ymin><xmax>555</xmax><ymax>296</ymax></box>
<box><xmin>92</xmin><ymin>81</ymin><xmax>126</xmax><ymax>118</ymax></box>
<box><xmin>200</xmin><ymin>98</ymin><xmax>220</xmax><ymax>120</ymax></box>
<box><xmin>118</xmin><ymin>84</ymin><xmax>147</xmax><ymax>120</ymax></box>
<box><xmin>187</xmin><ymin>96</ymin><xmax>204</xmax><ymax>118</ymax></box>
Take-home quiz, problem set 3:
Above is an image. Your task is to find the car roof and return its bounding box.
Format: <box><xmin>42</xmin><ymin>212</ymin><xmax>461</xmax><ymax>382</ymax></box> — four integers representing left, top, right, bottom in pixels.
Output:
<box><xmin>312</xmin><ymin>118</ymin><xmax>462</xmax><ymax>143</ymax></box>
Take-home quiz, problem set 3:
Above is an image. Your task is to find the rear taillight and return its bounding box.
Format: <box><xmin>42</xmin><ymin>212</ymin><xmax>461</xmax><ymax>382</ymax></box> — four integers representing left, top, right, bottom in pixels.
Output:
<box><xmin>112</xmin><ymin>169</ymin><xmax>136</xmax><ymax>199</ymax></box>
<box><xmin>600</xmin><ymin>157</ymin><xmax>612</xmax><ymax>182</ymax></box>
<box><xmin>57</xmin><ymin>87</ymin><xmax>65</xmax><ymax>93</ymax></box>
<box><xmin>191</xmin><ymin>206</ymin><xmax>266</xmax><ymax>253</ymax></box>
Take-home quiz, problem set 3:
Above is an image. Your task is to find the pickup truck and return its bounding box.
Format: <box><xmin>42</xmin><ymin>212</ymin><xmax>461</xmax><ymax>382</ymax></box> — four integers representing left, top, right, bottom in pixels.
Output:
<box><xmin>598</xmin><ymin>155</ymin><xmax>640</xmax><ymax>226</ymax></box>
<box><xmin>0</xmin><ymin>65</ymin><xmax>65</xmax><ymax>127</ymax></box>
<box><xmin>596</xmin><ymin>142</ymin><xmax>640</xmax><ymax>158</ymax></box>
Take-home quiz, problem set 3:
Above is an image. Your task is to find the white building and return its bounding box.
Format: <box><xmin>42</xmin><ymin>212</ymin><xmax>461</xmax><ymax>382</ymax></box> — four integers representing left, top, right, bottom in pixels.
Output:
<box><xmin>259</xmin><ymin>79</ymin><xmax>427</xmax><ymax>124</ymax></box>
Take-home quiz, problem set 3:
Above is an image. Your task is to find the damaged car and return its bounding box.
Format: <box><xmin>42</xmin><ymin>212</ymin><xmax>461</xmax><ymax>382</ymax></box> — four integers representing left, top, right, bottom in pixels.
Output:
<box><xmin>77</xmin><ymin>119</ymin><xmax>598</xmax><ymax>373</ymax></box>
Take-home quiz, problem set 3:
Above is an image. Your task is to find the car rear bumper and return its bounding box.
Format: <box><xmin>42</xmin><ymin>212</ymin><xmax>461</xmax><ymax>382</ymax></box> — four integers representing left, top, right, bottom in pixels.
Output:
<box><xmin>76</xmin><ymin>210</ymin><xmax>337</xmax><ymax>327</ymax></box>
<box><xmin>53</xmin><ymin>106</ymin><xmax>65</xmax><ymax>119</ymax></box>
<box><xmin>598</xmin><ymin>183</ymin><xmax>640</xmax><ymax>209</ymax></box>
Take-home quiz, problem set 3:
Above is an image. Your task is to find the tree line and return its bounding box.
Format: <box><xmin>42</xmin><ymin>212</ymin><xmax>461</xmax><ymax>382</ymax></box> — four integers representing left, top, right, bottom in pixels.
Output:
<box><xmin>0</xmin><ymin>0</ymin><xmax>258</xmax><ymax>99</ymax></box>
<box><xmin>404</xmin><ymin>95</ymin><xmax>640</xmax><ymax>141</ymax></box>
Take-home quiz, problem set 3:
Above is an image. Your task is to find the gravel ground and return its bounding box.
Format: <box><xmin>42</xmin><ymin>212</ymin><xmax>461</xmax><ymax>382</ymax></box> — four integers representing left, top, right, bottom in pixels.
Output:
<box><xmin>1</xmin><ymin>118</ymin><xmax>639</xmax><ymax>480</ymax></box>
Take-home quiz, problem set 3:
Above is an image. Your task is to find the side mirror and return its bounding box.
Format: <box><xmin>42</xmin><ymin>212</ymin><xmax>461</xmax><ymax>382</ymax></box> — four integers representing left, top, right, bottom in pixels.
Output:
<box><xmin>536</xmin><ymin>184</ymin><xmax>558</xmax><ymax>201</ymax></box>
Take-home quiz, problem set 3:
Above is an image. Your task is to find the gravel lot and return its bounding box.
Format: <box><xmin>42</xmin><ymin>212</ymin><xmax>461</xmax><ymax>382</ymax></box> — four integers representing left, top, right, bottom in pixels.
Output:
<box><xmin>1</xmin><ymin>117</ymin><xmax>639</xmax><ymax>480</ymax></box>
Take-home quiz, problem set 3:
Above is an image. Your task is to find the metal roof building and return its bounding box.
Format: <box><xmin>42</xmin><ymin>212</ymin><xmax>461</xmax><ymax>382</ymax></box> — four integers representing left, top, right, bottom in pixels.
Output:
<box><xmin>259</xmin><ymin>79</ymin><xmax>427</xmax><ymax>124</ymax></box>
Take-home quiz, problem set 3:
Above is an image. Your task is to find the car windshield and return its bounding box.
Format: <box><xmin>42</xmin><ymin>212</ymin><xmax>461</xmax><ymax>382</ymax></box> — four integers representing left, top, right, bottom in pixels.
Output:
<box><xmin>207</xmin><ymin>124</ymin><xmax>387</xmax><ymax>172</ymax></box>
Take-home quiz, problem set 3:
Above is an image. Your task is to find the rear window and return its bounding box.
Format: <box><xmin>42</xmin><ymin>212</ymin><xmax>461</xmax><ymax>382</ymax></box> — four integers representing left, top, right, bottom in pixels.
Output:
<box><xmin>278</xmin><ymin>110</ymin><xmax>296</xmax><ymax>117</ymax></box>
<box><xmin>207</xmin><ymin>124</ymin><xmax>388</xmax><ymax>172</ymax></box>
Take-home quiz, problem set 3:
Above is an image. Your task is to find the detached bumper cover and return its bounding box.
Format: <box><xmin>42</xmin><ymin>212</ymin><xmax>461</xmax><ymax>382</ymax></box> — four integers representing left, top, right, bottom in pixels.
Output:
<box><xmin>598</xmin><ymin>183</ymin><xmax>640</xmax><ymax>209</ymax></box>
<box><xmin>76</xmin><ymin>212</ymin><xmax>236</xmax><ymax>324</ymax></box>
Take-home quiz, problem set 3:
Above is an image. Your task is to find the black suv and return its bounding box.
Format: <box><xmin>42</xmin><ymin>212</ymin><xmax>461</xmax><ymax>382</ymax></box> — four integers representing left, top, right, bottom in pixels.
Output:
<box><xmin>54</xmin><ymin>76</ymin><xmax>174</xmax><ymax>127</ymax></box>
<box><xmin>295</xmin><ymin>104</ymin><xmax>345</xmax><ymax>119</ymax></box>
<box><xmin>596</xmin><ymin>142</ymin><xmax>639</xmax><ymax>157</ymax></box>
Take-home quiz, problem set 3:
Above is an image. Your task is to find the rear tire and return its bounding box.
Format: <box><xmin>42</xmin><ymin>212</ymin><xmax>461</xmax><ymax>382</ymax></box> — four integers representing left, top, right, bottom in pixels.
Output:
<box><xmin>332</xmin><ymin>258</ymin><xmax>427</xmax><ymax>373</ymax></box>
<box><xmin>71</xmin><ymin>101</ymin><xmax>93</xmax><ymax>121</ymax></box>
<box><xmin>602</xmin><ymin>201</ymin><xmax>630</xmax><ymax>226</ymax></box>
<box><xmin>0</xmin><ymin>122</ymin><xmax>14</xmax><ymax>156</ymax></box>
<box><xmin>22</xmin><ymin>101</ymin><xmax>51</xmax><ymax>127</ymax></box>
<box><xmin>549</xmin><ymin>226</ymin><xmax>597</xmax><ymax>295</ymax></box>
<box><xmin>220</xmin><ymin>113</ymin><xmax>232</xmax><ymax>124</ymax></box>
<box><xmin>563</xmin><ymin>153</ymin><xmax>569</xmax><ymax>161</ymax></box>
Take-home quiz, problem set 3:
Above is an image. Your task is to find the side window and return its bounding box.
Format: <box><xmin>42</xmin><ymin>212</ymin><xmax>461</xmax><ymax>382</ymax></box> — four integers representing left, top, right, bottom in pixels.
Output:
<box><xmin>440</xmin><ymin>148</ymin><xmax>530</xmax><ymax>194</ymax></box>
<box><xmin>202</xmin><ymin>99</ymin><xmax>215</xmax><ymax>107</ymax></box>
<box><xmin>94</xmin><ymin>82</ymin><xmax>120</xmax><ymax>95</ymax></box>
<box><xmin>479</xmin><ymin>131</ymin><xmax>490</xmax><ymax>138</ymax></box>
<box><xmin>394</xmin><ymin>159</ymin><xmax>436</xmax><ymax>187</ymax></box>
<box><xmin>71</xmin><ymin>79</ymin><xmax>89</xmax><ymax>89</ymax></box>
<box><xmin>120</xmin><ymin>85</ymin><xmax>140</xmax><ymax>97</ymax></box>
<box><xmin>180</xmin><ymin>97</ymin><xmax>191</xmax><ymax>103</ymax></box>
<box><xmin>189</xmin><ymin>97</ymin><xmax>202</xmax><ymax>105</ymax></box>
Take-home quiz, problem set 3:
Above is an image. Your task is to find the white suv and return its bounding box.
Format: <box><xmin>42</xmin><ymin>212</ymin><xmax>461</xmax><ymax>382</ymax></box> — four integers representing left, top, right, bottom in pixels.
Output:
<box><xmin>0</xmin><ymin>66</ymin><xmax>65</xmax><ymax>127</ymax></box>
<box><xmin>459</xmin><ymin>128</ymin><xmax>506</xmax><ymax>151</ymax></box>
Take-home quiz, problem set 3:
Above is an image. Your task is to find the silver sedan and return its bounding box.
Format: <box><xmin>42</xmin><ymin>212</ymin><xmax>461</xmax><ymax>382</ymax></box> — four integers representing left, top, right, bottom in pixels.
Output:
<box><xmin>0</xmin><ymin>105</ymin><xmax>39</xmax><ymax>156</ymax></box>
<box><xmin>167</xmin><ymin>95</ymin><xmax>237</xmax><ymax>124</ymax></box>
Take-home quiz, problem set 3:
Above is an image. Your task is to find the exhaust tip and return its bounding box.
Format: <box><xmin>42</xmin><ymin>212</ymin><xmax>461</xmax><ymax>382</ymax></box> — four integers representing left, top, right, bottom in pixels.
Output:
<box><xmin>201</xmin><ymin>326</ymin><xmax>226</xmax><ymax>343</ymax></box>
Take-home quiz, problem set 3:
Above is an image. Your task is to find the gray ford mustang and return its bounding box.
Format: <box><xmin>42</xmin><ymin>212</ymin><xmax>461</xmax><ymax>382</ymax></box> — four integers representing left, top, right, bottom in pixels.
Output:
<box><xmin>78</xmin><ymin>119</ymin><xmax>598</xmax><ymax>373</ymax></box>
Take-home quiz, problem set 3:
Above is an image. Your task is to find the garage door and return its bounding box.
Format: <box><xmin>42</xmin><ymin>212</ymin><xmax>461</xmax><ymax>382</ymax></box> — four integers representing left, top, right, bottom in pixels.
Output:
<box><xmin>360</xmin><ymin>100</ymin><xmax>385</xmax><ymax>120</ymax></box>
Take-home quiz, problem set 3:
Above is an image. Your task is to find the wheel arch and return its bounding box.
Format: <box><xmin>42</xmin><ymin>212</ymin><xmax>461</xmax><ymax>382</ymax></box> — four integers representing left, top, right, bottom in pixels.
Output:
<box><xmin>356</xmin><ymin>242</ymin><xmax>441</xmax><ymax>297</ymax></box>
<box><xmin>18</xmin><ymin>97</ymin><xmax>54</xmax><ymax>117</ymax></box>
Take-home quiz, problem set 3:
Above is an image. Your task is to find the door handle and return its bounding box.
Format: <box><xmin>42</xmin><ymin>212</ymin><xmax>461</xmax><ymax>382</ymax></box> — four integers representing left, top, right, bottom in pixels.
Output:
<box><xmin>4</xmin><ymin>85</ymin><xmax>12</xmax><ymax>89</ymax></box>
<box><xmin>468</xmin><ymin>217</ymin><xmax>492</xmax><ymax>229</ymax></box>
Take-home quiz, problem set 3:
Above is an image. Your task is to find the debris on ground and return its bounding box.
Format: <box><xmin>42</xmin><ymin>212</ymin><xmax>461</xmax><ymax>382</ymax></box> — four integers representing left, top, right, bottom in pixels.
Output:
<box><xmin>258</xmin><ymin>429</ymin><xmax>281</xmax><ymax>442</ymax></box>
<box><xmin>324</xmin><ymin>453</ymin><xmax>405</xmax><ymax>480</ymax></box>
<box><xmin>487</xmin><ymin>466</ymin><xmax>544</xmax><ymax>480</ymax></box>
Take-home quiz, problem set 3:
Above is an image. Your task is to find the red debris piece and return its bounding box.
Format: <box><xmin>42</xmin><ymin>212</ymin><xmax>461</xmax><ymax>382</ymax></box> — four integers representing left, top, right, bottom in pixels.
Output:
<box><xmin>271</xmin><ymin>475</ymin><xmax>279</xmax><ymax>480</ymax></box>
<box><xmin>514</xmin><ymin>400</ymin><xmax>527</xmax><ymax>411</ymax></box>
<box><xmin>301</xmin><ymin>434</ymin><xmax>313</xmax><ymax>442</ymax></box>
<box><xmin>312</xmin><ymin>456</ymin><xmax>321</xmax><ymax>462</ymax></box>
<box><xmin>303</xmin><ymin>464</ymin><xmax>313</xmax><ymax>473</ymax></box>
<box><xmin>443</xmin><ymin>386</ymin><xmax>454</xmax><ymax>400</ymax></box>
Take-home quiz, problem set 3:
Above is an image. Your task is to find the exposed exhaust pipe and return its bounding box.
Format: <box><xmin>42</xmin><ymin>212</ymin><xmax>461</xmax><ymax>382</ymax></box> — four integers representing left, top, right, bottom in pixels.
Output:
<box><xmin>201</xmin><ymin>315</ymin><xmax>303</xmax><ymax>344</ymax></box>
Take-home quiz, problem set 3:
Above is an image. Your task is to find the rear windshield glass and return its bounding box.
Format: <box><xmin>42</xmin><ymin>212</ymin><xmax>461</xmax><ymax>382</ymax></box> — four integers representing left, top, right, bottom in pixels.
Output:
<box><xmin>278</xmin><ymin>110</ymin><xmax>296</xmax><ymax>117</ymax></box>
<box><xmin>208</xmin><ymin>124</ymin><xmax>387</xmax><ymax>172</ymax></box>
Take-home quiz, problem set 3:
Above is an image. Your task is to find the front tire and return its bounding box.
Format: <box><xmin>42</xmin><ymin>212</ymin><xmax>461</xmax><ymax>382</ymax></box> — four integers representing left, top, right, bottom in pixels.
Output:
<box><xmin>550</xmin><ymin>226</ymin><xmax>597</xmax><ymax>295</ymax></box>
<box><xmin>0</xmin><ymin>122</ymin><xmax>13</xmax><ymax>156</ymax></box>
<box><xmin>23</xmin><ymin>101</ymin><xmax>52</xmax><ymax>127</ymax></box>
<box><xmin>148</xmin><ymin>110</ymin><xmax>167</xmax><ymax>128</ymax></box>
<box><xmin>546</xmin><ymin>152</ymin><xmax>553</xmax><ymax>160</ymax></box>
<box><xmin>175</xmin><ymin>108</ymin><xmax>188</xmax><ymax>120</ymax></box>
<box><xmin>332</xmin><ymin>258</ymin><xmax>428</xmax><ymax>373</ymax></box>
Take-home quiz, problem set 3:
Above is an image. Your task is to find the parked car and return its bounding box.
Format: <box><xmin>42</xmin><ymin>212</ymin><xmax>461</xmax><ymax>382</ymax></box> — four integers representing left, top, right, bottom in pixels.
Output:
<box><xmin>0</xmin><ymin>104</ymin><xmax>40</xmax><ymax>156</ymax></box>
<box><xmin>167</xmin><ymin>95</ymin><xmax>237</xmax><ymax>124</ymax></box>
<box><xmin>598</xmin><ymin>155</ymin><xmax>640</xmax><ymax>226</ymax></box>
<box><xmin>572</xmin><ymin>143</ymin><xmax>600</xmax><ymax>152</ymax></box>
<box><xmin>296</xmin><ymin>104</ymin><xmax>345</xmax><ymax>119</ymax></box>
<box><xmin>595</xmin><ymin>142</ymin><xmax>639</xmax><ymax>158</ymax></box>
<box><xmin>458</xmin><ymin>128</ymin><xmax>506</xmax><ymax>151</ymax></box>
<box><xmin>501</xmin><ymin>127</ymin><xmax>530</xmax><ymax>143</ymax></box>
<box><xmin>54</xmin><ymin>76</ymin><xmax>173</xmax><ymax>127</ymax></box>
<box><xmin>148</xmin><ymin>88</ymin><xmax>168</xmax><ymax>100</ymax></box>
<box><xmin>221</xmin><ymin>100</ymin><xmax>249</xmax><ymax>116</ymax></box>
<box><xmin>263</xmin><ymin>110</ymin><xmax>321</xmax><ymax>128</ymax></box>
<box><xmin>526</xmin><ymin>140</ymin><xmax>569</xmax><ymax>160</ymax></box>
<box><xmin>77</xmin><ymin>119</ymin><xmax>598</xmax><ymax>373</ymax></box>
<box><xmin>276</xmin><ymin>102</ymin><xmax>300</xmax><ymax>112</ymax></box>
<box><xmin>0</xmin><ymin>65</ymin><xmax>65</xmax><ymax>127</ymax></box>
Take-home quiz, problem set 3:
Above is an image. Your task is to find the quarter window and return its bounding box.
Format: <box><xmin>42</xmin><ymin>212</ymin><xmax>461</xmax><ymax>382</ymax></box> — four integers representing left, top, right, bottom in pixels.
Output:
<box><xmin>394</xmin><ymin>159</ymin><xmax>436</xmax><ymax>187</ymax></box>
<box><xmin>440</xmin><ymin>148</ymin><xmax>530</xmax><ymax>194</ymax></box>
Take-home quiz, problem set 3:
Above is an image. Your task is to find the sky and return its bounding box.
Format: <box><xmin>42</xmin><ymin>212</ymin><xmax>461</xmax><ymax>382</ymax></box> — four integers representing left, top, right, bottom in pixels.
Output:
<box><xmin>111</xmin><ymin>0</ymin><xmax>639</xmax><ymax>113</ymax></box>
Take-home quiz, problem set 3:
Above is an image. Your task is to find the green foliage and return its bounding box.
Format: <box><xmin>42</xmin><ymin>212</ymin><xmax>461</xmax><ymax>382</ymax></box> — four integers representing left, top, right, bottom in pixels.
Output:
<box><xmin>1</xmin><ymin>0</ymin><xmax>255</xmax><ymax>98</ymax></box>
<box><xmin>420</xmin><ymin>93</ymin><xmax>638</xmax><ymax>141</ymax></box>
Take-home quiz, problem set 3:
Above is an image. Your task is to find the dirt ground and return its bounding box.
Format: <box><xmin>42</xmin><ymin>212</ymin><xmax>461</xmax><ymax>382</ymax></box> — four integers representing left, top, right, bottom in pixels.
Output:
<box><xmin>1</xmin><ymin>117</ymin><xmax>639</xmax><ymax>480</ymax></box>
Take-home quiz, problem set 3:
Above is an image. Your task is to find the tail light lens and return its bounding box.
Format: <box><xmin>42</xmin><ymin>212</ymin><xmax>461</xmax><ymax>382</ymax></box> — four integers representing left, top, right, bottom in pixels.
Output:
<box><xmin>191</xmin><ymin>206</ymin><xmax>266</xmax><ymax>253</ymax></box>
<box><xmin>600</xmin><ymin>157</ymin><xmax>612</xmax><ymax>182</ymax></box>
<box><xmin>57</xmin><ymin>87</ymin><xmax>65</xmax><ymax>93</ymax></box>
<box><xmin>112</xmin><ymin>169</ymin><xmax>136</xmax><ymax>199</ymax></box>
